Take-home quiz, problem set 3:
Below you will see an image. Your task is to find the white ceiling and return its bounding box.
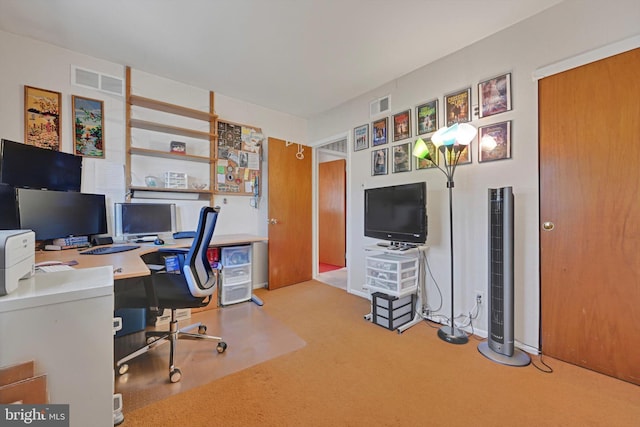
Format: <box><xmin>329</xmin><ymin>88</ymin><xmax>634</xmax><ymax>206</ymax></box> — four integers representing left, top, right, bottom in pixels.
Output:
<box><xmin>0</xmin><ymin>0</ymin><xmax>562</xmax><ymax>119</ymax></box>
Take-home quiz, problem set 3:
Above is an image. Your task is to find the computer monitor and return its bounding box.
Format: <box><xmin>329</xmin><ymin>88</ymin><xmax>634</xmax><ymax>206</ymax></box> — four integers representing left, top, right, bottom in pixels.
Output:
<box><xmin>114</xmin><ymin>203</ymin><xmax>176</xmax><ymax>239</ymax></box>
<box><xmin>0</xmin><ymin>139</ymin><xmax>82</xmax><ymax>191</ymax></box>
<box><xmin>16</xmin><ymin>188</ymin><xmax>107</xmax><ymax>241</ymax></box>
<box><xmin>0</xmin><ymin>183</ymin><xmax>19</xmax><ymax>230</ymax></box>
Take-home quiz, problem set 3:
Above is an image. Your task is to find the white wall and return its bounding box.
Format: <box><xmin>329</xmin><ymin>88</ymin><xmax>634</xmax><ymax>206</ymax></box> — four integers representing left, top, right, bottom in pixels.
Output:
<box><xmin>308</xmin><ymin>0</ymin><xmax>640</xmax><ymax>350</ymax></box>
<box><xmin>0</xmin><ymin>29</ymin><xmax>307</xmax><ymax>238</ymax></box>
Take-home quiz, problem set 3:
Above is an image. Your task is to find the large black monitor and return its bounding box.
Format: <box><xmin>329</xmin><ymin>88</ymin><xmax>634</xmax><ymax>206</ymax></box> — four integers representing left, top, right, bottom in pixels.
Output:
<box><xmin>364</xmin><ymin>182</ymin><xmax>428</xmax><ymax>244</ymax></box>
<box><xmin>16</xmin><ymin>188</ymin><xmax>107</xmax><ymax>241</ymax></box>
<box><xmin>0</xmin><ymin>184</ymin><xmax>19</xmax><ymax>230</ymax></box>
<box><xmin>0</xmin><ymin>139</ymin><xmax>82</xmax><ymax>191</ymax></box>
<box><xmin>114</xmin><ymin>203</ymin><xmax>176</xmax><ymax>239</ymax></box>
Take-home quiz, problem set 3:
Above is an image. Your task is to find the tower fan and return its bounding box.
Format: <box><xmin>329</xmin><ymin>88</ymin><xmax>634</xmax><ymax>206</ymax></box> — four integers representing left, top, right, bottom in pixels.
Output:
<box><xmin>478</xmin><ymin>187</ymin><xmax>530</xmax><ymax>366</ymax></box>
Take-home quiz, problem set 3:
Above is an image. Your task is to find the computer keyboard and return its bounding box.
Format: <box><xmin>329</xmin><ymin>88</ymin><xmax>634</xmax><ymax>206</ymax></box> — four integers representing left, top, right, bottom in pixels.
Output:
<box><xmin>79</xmin><ymin>245</ymin><xmax>140</xmax><ymax>255</ymax></box>
<box><xmin>37</xmin><ymin>264</ymin><xmax>75</xmax><ymax>273</ymax></box>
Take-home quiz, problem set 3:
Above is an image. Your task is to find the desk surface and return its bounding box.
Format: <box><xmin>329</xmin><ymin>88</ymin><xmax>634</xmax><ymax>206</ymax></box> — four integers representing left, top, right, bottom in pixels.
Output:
<box><xmin>35</xmin><ymin>233</ymin><xmax>267</xmax><ymax>280</ymax></box>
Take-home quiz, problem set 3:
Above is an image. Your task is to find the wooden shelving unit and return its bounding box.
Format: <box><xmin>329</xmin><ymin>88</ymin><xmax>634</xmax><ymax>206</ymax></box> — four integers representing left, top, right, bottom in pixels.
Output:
<box><xmin>125</xmin><ymin>66</ymin><xmax>217</xmax><ymax>202</ymax></box>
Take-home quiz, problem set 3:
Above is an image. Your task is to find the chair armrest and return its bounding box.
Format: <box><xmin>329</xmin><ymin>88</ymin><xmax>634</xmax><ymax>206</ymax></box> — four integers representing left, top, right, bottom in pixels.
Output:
<box><xmin>157</xmin><ymin>248</ymin><xmax>189</xmax><ymax>255</ymax></box>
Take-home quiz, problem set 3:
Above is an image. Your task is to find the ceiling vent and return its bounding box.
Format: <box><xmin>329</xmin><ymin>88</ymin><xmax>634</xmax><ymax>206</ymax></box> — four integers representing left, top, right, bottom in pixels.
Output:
<box><xmin>370</xmin><ymin>95</ymin><xmax>391</xmax><ymax>117</ymax></box>
<box><xmin>71</xmin><ymin>65</ymin><xmax>124</xmax><ymax>96</ymax></box>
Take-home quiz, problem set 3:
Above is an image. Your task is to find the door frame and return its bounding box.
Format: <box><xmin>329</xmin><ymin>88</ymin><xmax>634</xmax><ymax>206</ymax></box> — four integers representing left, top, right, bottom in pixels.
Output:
<box><xmin>311</xmin><ymin>131</ymin><xmax>350</xmax><ymax>288</ymax></box>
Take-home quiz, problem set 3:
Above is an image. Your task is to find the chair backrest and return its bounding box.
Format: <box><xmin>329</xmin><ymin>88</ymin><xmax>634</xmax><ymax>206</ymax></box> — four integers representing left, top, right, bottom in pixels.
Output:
<box><xmin>182</xmin><ymin>206</ymin><xmax>220</xmax><ymax>298</ymax></box>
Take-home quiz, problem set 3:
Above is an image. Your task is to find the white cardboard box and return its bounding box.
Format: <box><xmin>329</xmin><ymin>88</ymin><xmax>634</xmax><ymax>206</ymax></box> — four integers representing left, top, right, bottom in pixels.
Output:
<box><xmin>153</xmin><ymin>308</ymin><xmax>191</xmax><ymax>326</ymax></box>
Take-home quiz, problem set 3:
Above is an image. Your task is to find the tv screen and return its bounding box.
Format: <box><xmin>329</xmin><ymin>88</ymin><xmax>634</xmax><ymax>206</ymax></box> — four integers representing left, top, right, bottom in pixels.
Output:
<box><xmin>0</xmin><ymin>139</ymin><xmax>82</xmax><ymax>191</ymax></box>
<box><xmin>114</xmin><ymin>203</ymin><xmax>176</xmax><ymax>238</ymax></box>
<box><xmin>16</xmin><ymin>188</ymin><xmax>107</xmax><ymax>241</ymax></box>
<box><xmin>364</xmin><ymin>182</ymin><xmax>427</xmax><ymax>244</ymax></box>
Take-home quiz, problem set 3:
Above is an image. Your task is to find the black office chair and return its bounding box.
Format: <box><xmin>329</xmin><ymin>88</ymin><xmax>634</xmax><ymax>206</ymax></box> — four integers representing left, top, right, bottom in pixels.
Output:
<box><xmin>115</xmin><ymin>206</ymin><xmax>227</xmax><ymax>383</ymax></box>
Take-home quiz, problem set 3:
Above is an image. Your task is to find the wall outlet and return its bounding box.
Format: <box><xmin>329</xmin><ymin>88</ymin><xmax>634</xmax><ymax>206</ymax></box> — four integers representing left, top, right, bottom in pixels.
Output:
<box><xmin>475</xmin><ymin>291</ymin><xmax>485</xmax><ymax>305</ymax></box>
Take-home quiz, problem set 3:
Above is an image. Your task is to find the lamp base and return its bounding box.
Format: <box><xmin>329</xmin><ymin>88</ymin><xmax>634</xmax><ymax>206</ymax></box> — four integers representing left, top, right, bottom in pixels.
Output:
<box><xmin>477</xmin><ymin>341</ymin><xmax>531</xmax><ymax>367</ymax></box>
<box><xmin>437</xmin><ymin>325</ymin><xmax>468</xmax><ymax>344</ymax></box>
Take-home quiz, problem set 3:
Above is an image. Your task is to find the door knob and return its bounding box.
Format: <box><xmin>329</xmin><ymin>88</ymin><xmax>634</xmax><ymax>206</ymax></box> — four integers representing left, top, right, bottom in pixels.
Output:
<box><xmin>268</xmin><ymin>218</ymin><xmax>279</xmax><ymax>225</ymax></box>
<box><xmin>542</xmin><ymin>222</ymin><xmax>554</xmax><ymax>231</ymax></box>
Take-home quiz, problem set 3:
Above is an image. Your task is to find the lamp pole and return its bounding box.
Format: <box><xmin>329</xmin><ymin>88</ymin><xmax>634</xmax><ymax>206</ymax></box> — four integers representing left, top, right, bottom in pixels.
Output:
<box><xmin>436</xmin><ymin>145</ymin><xmax>469</xmax><ymax>344</ymax></box>
<box><xmin>412</xmin><ymin>123</ymin><xmax>476</xmax><ymax>345</ymax></box>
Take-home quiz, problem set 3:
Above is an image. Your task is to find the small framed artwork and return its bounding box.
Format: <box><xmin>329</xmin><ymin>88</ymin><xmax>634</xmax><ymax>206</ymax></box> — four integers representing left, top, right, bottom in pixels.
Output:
<box><xmin>416</xmin><ymin>100</ymin><xmax>438</xmax><ymax>135</ymax></box>
<box><xmin>371</xmin><ymin>117</ymin><xmax>388</xmax><ymax>146</ymax></box>
<box><xmin>444</xmin><ymin>87</ymin><xmax>471</xmax><ymax>127</ymax></box>
<box><xmin>170</xmin><ymin>140</ymin><xmax>187</xmax><ymax>154</ymax></box>
<box><xmin>392</xmin><ymin>142</ymin><xmax>412</xmax><ymax>173</ymax></box>
<box><xmin>478</xmin><ymin>120</ymin><xmax>512</xmax><ymax>163</ymax></box>
<box><xmin>72</xmin><ymin>95</ymin><xmax>104</xmax><ymax>158</ymax></box>
<box><xmin>392</xmin><ymin>110</ymin><xmax>411</xmax><ymax>142</ymax></box>
<box><xmin>24</xmin><ymin>85</ymin><xmax>62</xmax><ymax>150</ymax></box>
<box><xmin>354</xmin><ymin>124</ymin><xmax>369</xmax><ymax>151</ymax></box>
<box><xmin>372</xmin><ymin>148</ymin><xmax>388</xmax><ymax>176</ymax></box>
<box><xmin>416</xmin><ymin>140</ymin><xmax>438</xmax><ymax>170</ymax></box>
<box><xmin>478</xmin><ymin>73</ymin><xmax>512</xmax><ymax>118</ymax></box>
<box><xmin>444</xmin><ymin>144</ymin><xmax>472</xmax><ymax>166</ymax></box>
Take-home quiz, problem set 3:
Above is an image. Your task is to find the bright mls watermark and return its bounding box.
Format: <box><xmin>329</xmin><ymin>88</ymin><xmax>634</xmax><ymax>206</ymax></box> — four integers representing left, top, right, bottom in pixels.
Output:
<box><xmin>0</xmin><ymin>405</ymin><xmax>69</xmax><ymax>426</ymax></box>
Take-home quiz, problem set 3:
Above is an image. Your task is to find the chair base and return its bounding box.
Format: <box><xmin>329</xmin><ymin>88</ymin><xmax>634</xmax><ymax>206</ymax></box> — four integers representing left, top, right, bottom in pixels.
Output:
<box><xmin>116</xmin><ymin>310</ymin><xmax>226</xmax><ymax>383</ymax></box>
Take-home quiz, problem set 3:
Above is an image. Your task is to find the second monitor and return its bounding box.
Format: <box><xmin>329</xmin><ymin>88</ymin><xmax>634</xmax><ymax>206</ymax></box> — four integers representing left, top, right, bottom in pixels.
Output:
<box><xmin>114</xmin><ymin>202</ymin><xmax>176</xmax><ymax>240</ymax></box>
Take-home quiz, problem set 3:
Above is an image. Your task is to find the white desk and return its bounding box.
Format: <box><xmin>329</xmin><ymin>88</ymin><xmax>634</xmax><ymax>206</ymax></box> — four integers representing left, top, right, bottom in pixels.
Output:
<box><xmin>0</xmin><ymin>266</ymin><xmax>114</xmax><ymax>427</ymax></box>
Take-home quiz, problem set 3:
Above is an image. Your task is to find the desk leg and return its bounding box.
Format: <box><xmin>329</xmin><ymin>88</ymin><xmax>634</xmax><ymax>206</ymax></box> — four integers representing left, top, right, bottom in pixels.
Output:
<box><xmin>251</xmin><ymin>294</ymin><xmax>264</xmax><ymax>306</ymax></box>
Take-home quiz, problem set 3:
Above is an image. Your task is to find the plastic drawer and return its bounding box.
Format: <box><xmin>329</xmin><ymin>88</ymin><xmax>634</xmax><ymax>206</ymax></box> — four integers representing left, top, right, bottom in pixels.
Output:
<box><xmin>221</xmin><ymin>245</ymin><xmax>251</xmax><ymax>266</ymax></box>
<box><xmin>220</xmin><ymin>282</ymin><xmax>252</xmax><ymax>306</ymax></box>
<box><xmin>222</xmin><ymin>264</ymin><xmax>251</xmax><ymax>285</ymax></box>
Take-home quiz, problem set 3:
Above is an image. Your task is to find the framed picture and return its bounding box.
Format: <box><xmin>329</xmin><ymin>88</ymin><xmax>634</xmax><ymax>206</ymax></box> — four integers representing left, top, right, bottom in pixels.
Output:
<box><xmin>371</xmin><ymin>148</ymin><xmax>388</xmax><ymax>176</ymax></box>
<box><xmin>392</xmin><ymin>110</ymin><xmax>411</xmax><ymax>142</ymax></box>
<box><xmin>24</xmin><ymin>85</ymin><xmax>62</xmax><ymax>150</ymax></box>
<box><xmin>478</xmin><ymin>73</ymin><xmax>512</xmax><ymax>118</ymax></box>
<box><xmin>392</xmin><ymin>142</ymin><xmax>412</xmax><ymax>173</ymax></box>
<box><xmin>354</xmin><ymin>124</ymin><xmax>369</xmax><ymax>151</ymax></box>
<box><xmin>416</xmin><ymin>140</ymin><xmax>438</xmax><ymax>169</ymax></box>
<box><xmin>478</xmin><ymin>120</ymin><xmax>512</xmax><ymax>163</ymax></box>
<box><xmin>170</xmin><ymin>140</ymin><xmax>187</xmax><ymax>154</ymax></box>
<box><xmin>416</xmin><ymin>100</ymin><xmax>439</xmax><ymax>135</ymax></box>
<box><xmin>72</xmin><ymin>95</ymin><xmax>104</xmax><ymax>158</ymax></box>
<box><xmin>444</xmin><ymin>144</ymin><xmax>472</xmax><ymax>166</ymax></box>
<box><xmin>444</xmin><ymin>87</ymin><xmax>471</xmax><ymax>127</ymax></box>
<box><xmin>371</xmin><ymin>117</ymin><xmax>388</xmax><ymax>146</ymax></box>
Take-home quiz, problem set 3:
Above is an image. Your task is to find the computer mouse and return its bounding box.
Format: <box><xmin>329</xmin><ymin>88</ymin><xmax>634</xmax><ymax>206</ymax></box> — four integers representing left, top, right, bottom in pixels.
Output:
<box><xmin>154</xmin><ymin>237</ymin><xmax>165</xmax><ymax>245</ymax></box>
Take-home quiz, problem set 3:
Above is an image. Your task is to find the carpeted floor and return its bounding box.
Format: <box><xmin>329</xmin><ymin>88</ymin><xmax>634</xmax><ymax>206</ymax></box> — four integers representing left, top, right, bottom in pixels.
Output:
<box><xmin>121</xmin><ymin>280</ymin><xmax>640</xmax><ymax>427</ymax></box>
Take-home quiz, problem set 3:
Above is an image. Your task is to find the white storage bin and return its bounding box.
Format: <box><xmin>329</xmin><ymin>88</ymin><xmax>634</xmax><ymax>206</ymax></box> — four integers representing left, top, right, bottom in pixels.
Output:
<box><xmin>221</xmin><ymin>245</ymin><xmax>251</xmax><ymax>266</ymax></box>
<box><xmin>223</xmin><ymin>264</ymin><xmax>251</xmax><ymax>285</ymax></box>
<box><xmin>365</xmin><ymin>253</ymin><xmax>418</xmax><ymax>297</ymax></box>
<box><xmin>221</xmin><ymin>282</ymin><xmax>252</xmax><ymax>306</ymax></box>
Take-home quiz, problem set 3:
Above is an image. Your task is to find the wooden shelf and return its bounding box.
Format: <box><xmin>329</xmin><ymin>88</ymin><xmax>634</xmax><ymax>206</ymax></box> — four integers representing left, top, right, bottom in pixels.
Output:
<box><xmin>129</xmin><ymin>147</ymin><xmax>211</xmax><ymax>163</ymax></box>
<box><xmin>130</xmin><ymin>95</ymin><xmax>218</xmax><ymax>122</ymax></box>
<box><xmin>130</xmin><ymin>186</ymin><xmax>213</xmax><ymax>195</ymax></box>
<box><xmin>130</xmin><ymin>118</ymin><xmax>215</xmax><ymax>140</ymax></box>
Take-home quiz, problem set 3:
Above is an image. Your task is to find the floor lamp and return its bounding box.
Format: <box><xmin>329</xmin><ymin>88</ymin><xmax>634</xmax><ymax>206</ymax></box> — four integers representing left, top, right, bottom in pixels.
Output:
<box><xmin>413</xmin><ymin>123</ymin><xmax>477</xmax><ymax>344</ymax></box>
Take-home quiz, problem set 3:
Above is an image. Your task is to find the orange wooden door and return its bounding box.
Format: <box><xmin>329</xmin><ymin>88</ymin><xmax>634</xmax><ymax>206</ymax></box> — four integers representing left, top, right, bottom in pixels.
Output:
<box><xmin>539</xmin><ymin>48</ymin><xmax>640</xmax><ymax>385</ymax></box>
<box><xmin>318</xmin><ymin>159</ymin><xmax>346</xmax><ymax>267</ymax></box>
<box><xmin>267</xmin><ymin>138</ymin><xmax>313</xmax><ymax>289</ymax></box>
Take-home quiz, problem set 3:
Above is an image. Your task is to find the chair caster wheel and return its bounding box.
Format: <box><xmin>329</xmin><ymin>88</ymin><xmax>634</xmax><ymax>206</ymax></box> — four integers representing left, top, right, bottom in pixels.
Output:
<box><xmin>169</xmin><ymin>368</ymin><xmax>182</xmax><ymax>383</ymax></box>
<box><xmin>216</xmin><ymin>342</ymin><xmax>227</xmax><ymax>353</ymax></box>
<box><xmin>198</xmin><ymin>325</ymin><xmax>207</xmax><ymax>334</ymax></box>
<box><xmin>117</xmin><ymin>364</ymin><xmax>129</xmax><ymax>375</ymax></box>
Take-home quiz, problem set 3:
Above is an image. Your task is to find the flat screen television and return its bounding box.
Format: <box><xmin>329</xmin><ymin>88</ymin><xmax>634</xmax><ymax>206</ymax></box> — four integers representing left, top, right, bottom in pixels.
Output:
<box><xmin>114</xmin><ymin>203</ymin><xmax>177</xmax><ymax>239</ymax></box>
<box><xmin>0</xmin><ymin>139</ymin><xmax>82</xmax><ymax>191</ymax></box>
<box><xmin>364</xmin><ymin>182</ymin><xmax>427</xmax><ymax>244</ymax></box>
<box><xmin>16</xmin><ymin>188</ymin><xmax>107</xmax><ymax>241</ymax></box>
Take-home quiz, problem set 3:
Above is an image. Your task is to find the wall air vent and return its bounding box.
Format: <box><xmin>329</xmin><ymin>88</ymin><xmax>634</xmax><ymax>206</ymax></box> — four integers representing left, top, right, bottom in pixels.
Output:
<box><xmin>370</xmin><ymin>95</ymin><xmax>391</xmax><ymax>117</ymax></box>
<box><xmin>71</xmin><ymin>65</ymin><xmax>124</xmax><ymax>96</ymax></box>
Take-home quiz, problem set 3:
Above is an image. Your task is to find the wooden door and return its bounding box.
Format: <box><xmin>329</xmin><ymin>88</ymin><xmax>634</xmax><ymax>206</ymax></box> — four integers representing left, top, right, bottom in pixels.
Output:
<box><xmin>539</xmin><ymin>48</ymin><xmax>640</xmax><ymax>385</ymax></box>
<box><xmin>318</xmin><ymin>159</ymin><xmax>346</xmax><ymax>267</ymax></box>
<box><xmin>267</xmin><ymin>138</ymin><xmax>313</xmax><ymax>289</ymax></box>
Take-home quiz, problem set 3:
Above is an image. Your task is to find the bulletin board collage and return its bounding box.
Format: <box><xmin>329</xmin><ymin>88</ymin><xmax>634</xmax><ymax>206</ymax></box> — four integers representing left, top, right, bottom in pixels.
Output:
<box><xmin>216</xmin><ymin>120</ymin><xmax>263</xmax><ymax>195</ymax></box>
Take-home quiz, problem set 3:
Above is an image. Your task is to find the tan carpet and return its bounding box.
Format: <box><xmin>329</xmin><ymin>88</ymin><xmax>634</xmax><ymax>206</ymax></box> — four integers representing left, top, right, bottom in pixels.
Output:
<box><xmin>122</xmin><ymin>280</ymin><xmax>640</xmax><ymax>426</ymax></box>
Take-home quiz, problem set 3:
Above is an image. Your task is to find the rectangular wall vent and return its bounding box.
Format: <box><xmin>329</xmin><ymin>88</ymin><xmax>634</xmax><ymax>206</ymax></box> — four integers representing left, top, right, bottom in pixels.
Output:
<box><xmin>370</xmin><ymin>95</ymin><xmax>391</xmax><ymax>117</ymax></box>
<box><xmin>71</xmin><ymin>66</ymin><xmax>124</xmax><ymax>96</ymax></box>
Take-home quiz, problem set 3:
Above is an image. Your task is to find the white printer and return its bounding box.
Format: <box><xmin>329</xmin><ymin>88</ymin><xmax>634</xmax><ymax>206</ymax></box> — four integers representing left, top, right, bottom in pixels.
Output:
<box><xmin>0</xmin><ymin>230</ymin><xmax>35</xmax><ymax>296</ymax></box>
